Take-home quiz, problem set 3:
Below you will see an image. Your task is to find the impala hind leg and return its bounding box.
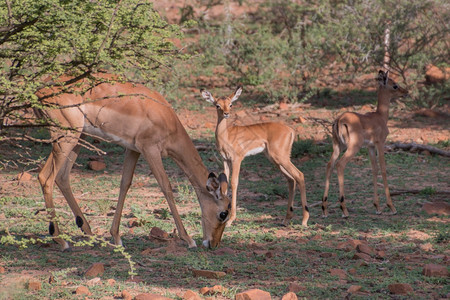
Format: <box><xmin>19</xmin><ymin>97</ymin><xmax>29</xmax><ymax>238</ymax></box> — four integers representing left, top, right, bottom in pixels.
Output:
<box><xmin>322</xmin><ymin>142</ymin><xmax>340</xmax><ymax>217</ymax></box>
<box><xmin>377</xmin><ymin>143</ymin><xmax>396</xmax><ymax>214</ymax></box>
<box><xmin>38</xmin><ymin>136</ymin><xmax>80</xmax><ymax>250</ymax></box>
<box><xmin>55</xmin><ymin>144</ymin><xmax>93</xmax><ymax>236</ymax></box>
<box><xmin>110</xmin><ymin>149</ymin><xmax>140</xmax><ymax>246</ymax></box>
<box><xmin>336</xmin><ymin>145</ymin><xmax>360</xmax><ymax>218</ymax></box>
<box><xmin>281</xmin><ymin>174</ymin><xmax>296</xmax><ymax>226</ymax></box>
<box><xmin>143</xmin><ymin>148</ymin><xmax>196</xmax><ymax>248</ymax></box>
<box><xmin>368</xmin><ymin>146</ymin><xmax>382</xmax><ymax>214</ymax></box>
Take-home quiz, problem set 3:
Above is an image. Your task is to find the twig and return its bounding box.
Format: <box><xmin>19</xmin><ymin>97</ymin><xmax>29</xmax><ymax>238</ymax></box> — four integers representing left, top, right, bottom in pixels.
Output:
<box><xmin>387</xmin><ymin>142</ymin><xmax>450</xmax><ymax>157</ymax></box>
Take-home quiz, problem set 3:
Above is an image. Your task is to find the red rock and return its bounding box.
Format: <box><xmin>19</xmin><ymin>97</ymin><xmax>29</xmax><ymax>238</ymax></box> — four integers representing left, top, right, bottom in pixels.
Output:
<box><xmin>0</xmin><ymin>266</ymin><xmax>5</xmax><ymax>273</ymax></box>
<box><xmin>279</xmin><ymin>102</ymin><xmax>289</xmax><ymax>110</ymax></box>
<box><xmin>88</xmin><ymin>160</ymin><xmax>106</xmax><ymax>171</ymax></box>
<box><xmin>295</xmin><ymin>116</ymin><xmax>307</xmax><ymax>124</ymax></box>
<box><xmin>319</xmin><ymin>252</ymin><xmax>336</xmax><ymax>258</ymax></box>
<box><xmin>85</xmin><ymin>262</ymin><xmax>105</xmax><ymax>277</ymax></box>
<box><xmin>425</xmin><ymin>65</ymin><xmax>450</xmax><ymax>84</ymax></box>
<box><xmin>281</xmin><ymin>292</ymin><xmax>298</xmax><ymax>300</ymax></box>
<box><xmin>337</xmin><ymin>239</ymin><xmax>366</xmax><ymax>251</ymax></box>
<box><xmin>192</xmin><ymin>269</ymin><xmax>226</xmax><ymax>279</ymax></box>
<box><xmin>353</xmin><ymin>253</ymin><xmax>371</xmax><ymax>261</ymax></box>
<box><xmin>287</xmin><ymin>282</ymin><xmax>305</xmax><ymax>293</ymax></box>
<box><xmin>28</xmin><ymin>280</ymin><xmax>42</xmax><ymax>291</ymax></box>
<box><xmin>329</xmin><ymin>268</ymin><xmax>347</xmax><ymax>279</ymax></box>
<box><xmin>356</xmin><ymin>244</ymin><xmax>375</xmax><ymax>256</ymax></box>
<box><xmin>128</xmin><ymin>218</ymin><xmax>140</xmax><ymax>228</ymax></box>
<box><xmin>376</xmin><ymin>250</ymin><xmax>386</xmax><ymax>259</ymax></box>
<box><xmin>107</xmin><ymin>278</ymin><xmax>116</xmax><ymax>286</ymax></box>
<box><xmin>348</xmin><ymin>268</ymin><xmax>357</xmax><ymax>275</ymax></box>
<box><xmin>17</xmin><ymin>172</ymin><xmax>32</xmax><ymax>182</ymax></box>
<box><xmin>388</xmin><ymin>283</ymin><xmax>413</xmax><ymax>295</ymax></box>
<box><xmin>347</xmin><ymin>285</ymin><xmax>362</xmax><ymax>293</ymax></box>
<box><xmin>199</xmin><ymin>287</ymin><xmax>210</xmax><ymax>295</ymax></box>
<box><xmin>122</xmin><ymin>290</ymin><xmax>132</xmax><ymax>300</ymax></box>
<box><xmin>235</xmin><ymin>289</ymin><xmax>271</xmax><ymax>300</ymax></box>
<box><xmin>422</xmin><ymin>202</ymin><xmax>450</xmax><ymax>216</ymax></box>
<box><xmin>422</xmin><ymin>264</ymin><xmax>449</xmax><ymax>277</ymax></box>
<box><xmin>183</xmin><ymin>290</ymin><xmax>201</xmax><ymax>300</ymax></box>
<box><xmin>150</xmin><ymin>227</ymin><xmax>169</xmax><ymax>240</ymax></box>
<box><xmin>87</xmin><ymin>277</ymin><xmax>101</xmax><ymax>286</ymax></box>
<box><xmin>76</xmin><ymin>285</ymin><xmax>91</xmax><ymax>295</ymax></box>
<box><xmin>134</xmin><ymin>294</ymin><xmax>172</xmax><ymax>300</ymax></box>
<box><xmin>209</xmin><ymin>285</ymin><xmax>227</xmax><ymax>295</ymax></box>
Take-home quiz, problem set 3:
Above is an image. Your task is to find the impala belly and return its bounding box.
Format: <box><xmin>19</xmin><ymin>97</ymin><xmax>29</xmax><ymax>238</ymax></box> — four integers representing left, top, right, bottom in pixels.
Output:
<box><xmin>83</xmin><ymin>125</ymin><xmax>140</xmax><ymax>152</ymax></box>
<box><xmin>244</xmin><ymin>146</ymin><xmax>265</xmax><ymax>157</ymax></box>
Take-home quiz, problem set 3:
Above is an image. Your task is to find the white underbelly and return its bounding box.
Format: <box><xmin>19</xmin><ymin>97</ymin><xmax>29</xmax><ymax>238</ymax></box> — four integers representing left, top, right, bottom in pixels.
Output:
<box><xmin>83</xmin><ymin>125</ymin><xmax>140</xmax><ymax>152</ymax></box>
<box><xmin>244</xmin><ymin>146</ymin><xmax>265</xmax><ymax>157</ymax></box>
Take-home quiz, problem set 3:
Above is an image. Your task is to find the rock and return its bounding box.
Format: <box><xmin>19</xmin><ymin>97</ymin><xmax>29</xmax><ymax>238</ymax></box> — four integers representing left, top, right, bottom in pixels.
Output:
<box><xmin>76</xmin><ymin>286</ymin><xmax>91</xmax><ymax>295</ymax></box>
<box><xmin>17</xmin><ymin>172</ymin><xmax>32</xmax><ymax>182</ymax></box>
<box><xmin>128</xmin><ymin>218</ymin><xmax>140</xmax><ymax>228</ymax></box>
<box><xmin>88</xmin><ymin>160</ymin><xmax>106</xmax><ymax>171</ymax></box>
<box><xmin>85</xmin><ymin>262</ymin><xmax>105</xmax><ymax>277</ymax></box>
<box><xmin>28</xmin><ymin>279</ymin><xmax>42</xmax><ymax>291</ymax></box>
<box><xmin>287</xmin><ymin>282</ymin><xmax>305</xmax><ymax>293</ymax></box>
<box><xmin>337</xmin><ymin>239</ymin><xmax>366</xmax><ymax>252</ymax></box>
<box><xmin>183</xmin><ymin>290</ymin><xmax>201</xmax><ymax>300</ymax></box>
<box><xmin>295</xmin><ymin>116</ymin><xmax>307</xmax><ymax>124</ymax></box>
<box><xmin>122</xmin><ymin>290</ymin><xmax>132</xmax><ymax>300</ymax></box>
<box><xmin>356</xmin><ymin>244</ymin><xmax>375</xmax><ymax>256</ymax></box>
<box><xmin>348</xmin><ymin>268</ymin><xmax>357</xmax><ymax>275</ymax></box>
<box><xmin>281</xmin><ymin>292</ymin><xmax>298</xmax><ymax>300</ymax></box>
<box><xmin>87</xmin><ymin>277</ymin><xmax>101</xmax><ymax>286</ymax></box>
<box><xmin>199</xmin><ymin>287</ymin><xmax>210</xmax><ymax>295</ymax></box>
<box><xmin>106</xmin><ymin>278</ymin><xmax>116</xmax><ymax>286</ymax></box>
<box><xmin>388</xmin><ymin>283</ymin><xmax>413</xmax><ymax>295</ymax></box>
<box><xmin>209</xmin><ymin>285</ymin><xmax>227</xmax><ymax>295</ymax></box>
<box><xmin>419</xmin><ymin>243</ymin><xmax>434</xmax><ymax>252</ymax></box>
<box><xmin>192</xmin><ymin>269</ymin><xmax>226</xmax><ymax>279</ymax></box>
<box><xmin>422</xmin><ymin>264</ymin><xmax>449</xmax><ymax>277</ymax></box>
<box><xmin>150</xmin><ymin>227</ymin><xmax>169</xmax><ymax>240</ymax></box>
<box><xmin>353</xmin><ymin>253</ymin><xmax>371</xmax><ymax>261</ymax></box>
<box><xmin>376</xmin><ymin>250</ymin><xmax>386</xmax><ymax>259</ymax></box>
<box><xmin>425</xmin><ymin>64</ymin><xmax>450</xmax><ymax>84</ymax></box>
<box><xmin>319</xmin><ymin>252</ymin><xmax>336</xmax><ymax>258</ymax></box>
<box><xmin>0</xmin><ymin>266</ymin><xmax>5</xmax><ymax>273</ymax></box>
<box><xmin>422</xmin><ymin>202</ymin><xmax>450</xmax><ymax>216</ymax></box>
<box><xmin>279</xmin><ymin>102</ymin><xmax>289</xmax><ymax>110</ymax></box>
<box><xmin>347</xmin><ymin>285</ymin><xmax>362</xmax><ymax>293</ymax></box>
<box><xmin>235</xmin><ymin>289</ymin><xmax>271</xmax><ymax>300</ymax></box>
<box><xmin>329</xmin><ymin>268</ymin><xmax>347</xmax><ymax>279</ymax></box>
<box><xmin>134</xmin><ymin>294</ymin><xmax>172</xmax><ymax>300</ymax></box>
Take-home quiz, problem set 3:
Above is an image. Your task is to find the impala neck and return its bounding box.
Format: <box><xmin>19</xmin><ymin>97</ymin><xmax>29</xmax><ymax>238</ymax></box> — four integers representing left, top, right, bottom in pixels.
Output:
<box><xmin>215</xmin><ymin>111</ymin><xmax>229</xmax><ymax>142</ymax></box>
<box><xmin>376</xmin><ymin>88</ymin><xmax>391</xmax><ymax>123</ymax></box>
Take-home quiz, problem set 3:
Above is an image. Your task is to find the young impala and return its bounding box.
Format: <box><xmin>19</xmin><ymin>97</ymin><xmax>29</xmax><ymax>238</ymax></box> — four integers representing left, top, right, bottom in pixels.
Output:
<box><xmin>321</xmin><ymin>70</ymin><xmax>408</xmax><ymax>217</ymax></box>
<box><xmin>201</xmin><ymin>87</ymin><xmax>309</xmax><ymax>227</ymax></box>
<box><xmin>36</xmin><ymin>73</ymin><xmax>231</xmax><ymax>250</ymax></box>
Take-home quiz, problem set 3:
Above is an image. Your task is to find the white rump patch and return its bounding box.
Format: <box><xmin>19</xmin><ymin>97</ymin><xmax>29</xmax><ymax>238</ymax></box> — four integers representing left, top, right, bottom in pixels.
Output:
<box><xmin>245</xmin><ymin>146</ymin><xmax>265</xmax><ymax>157</ymax></box>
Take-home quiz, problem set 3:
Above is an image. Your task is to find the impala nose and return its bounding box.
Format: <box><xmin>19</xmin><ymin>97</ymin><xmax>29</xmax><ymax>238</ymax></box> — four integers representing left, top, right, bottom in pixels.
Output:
<box><xmin>223</xmin><ymin>113</ymin><xmax>230</xmax><ymax>118</ymax></box>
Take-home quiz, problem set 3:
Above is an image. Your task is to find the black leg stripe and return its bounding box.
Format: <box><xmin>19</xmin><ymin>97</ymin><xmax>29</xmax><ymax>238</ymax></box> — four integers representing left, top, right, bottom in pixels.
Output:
<box><xmin>321</xmin><ymin>205</ymin><xmax>325</xmax><ymax>211</ymax></box>
<box><xmin>340</xmin><ymin>196</ymin><xmax>345</xmax><ymax>203</ymax></box>
<box><xmin>290</xmin><ymin>206</ymin><xmax>294</xmax><ymax>212</ymax></box>
<box><xmin>76</xmin><ymin>216</ymin><xmax>83</xmax><ymax>228</ymax></box>
<box><xmin>49</xmin><ymin>222</ymin><xmax>55</xmax><ymax>236</ymax></box>
<box><xmin>305</xmin><ymin>206</ymin><xmax>309</xmax><ymax>212</ymax></box>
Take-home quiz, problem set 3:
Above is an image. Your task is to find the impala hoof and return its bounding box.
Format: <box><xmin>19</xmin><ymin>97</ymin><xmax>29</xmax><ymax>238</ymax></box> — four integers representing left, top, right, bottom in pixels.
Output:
<box><xmin>375</xmin><ymin>210</ymin><xmax>382</xmax><ymax>215</ymax></box>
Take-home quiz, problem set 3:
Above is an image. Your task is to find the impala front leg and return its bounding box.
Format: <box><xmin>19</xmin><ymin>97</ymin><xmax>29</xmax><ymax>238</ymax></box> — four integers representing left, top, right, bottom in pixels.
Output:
<box><xmin>368</xmin><ymin>146</ymin><xmax>382</xmax><ymax>214</ymax></box>
<box><xmin>227</xmin><ymin>158</ymin><xmax>242</xmax><ymax>226</ymax></box>
<box><xmin>377</xmin><ymin>143</ymin><xmax>397</xmax><ymax>215</ymax></box>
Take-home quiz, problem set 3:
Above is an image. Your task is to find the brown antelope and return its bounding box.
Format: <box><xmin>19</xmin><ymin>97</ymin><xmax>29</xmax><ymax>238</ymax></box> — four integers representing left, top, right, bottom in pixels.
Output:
<box><xmin>201</xmin><ymin>87</ymin><xmax>309</xmax><ymax>227</ymax></box>
<box><xmin>36</xmin><ymin>73</ymin><xmax>231</xmax><ymax>250</ymax></box>
<box><xmin>321</xmin><ymin>70</ymin><xmax>408</xmax><ymax>217</ymax></box>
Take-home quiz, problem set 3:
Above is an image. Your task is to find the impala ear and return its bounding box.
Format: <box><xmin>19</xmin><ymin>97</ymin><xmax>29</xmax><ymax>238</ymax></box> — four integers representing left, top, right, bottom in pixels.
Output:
<box><xmin>206</xmin><ymin>172</ymin><xmax>219</xmax><ymax>193</ymax></box>
<box><xmin>377</xmin><ymin>70</ymin><xmax>388</xmax><ymax>85</ymax></box>
<box><xmin>201</xmin><ymin>89</ymin><xmax>215</xmax><ymax>104</ymax></box>
<box><xmin>384</xmin><ymin>70</ymin><xmax>390</xmax><ymax>85</ymax></box>
<box><xmin>218</xmin><ymin>173</ymin><xmax>228</xmax><ymax>195</ymax></box>
<box><xmin>231</xmin><ymin>86</ymin><xmax>242</xmax><ymax>103</ymax></box>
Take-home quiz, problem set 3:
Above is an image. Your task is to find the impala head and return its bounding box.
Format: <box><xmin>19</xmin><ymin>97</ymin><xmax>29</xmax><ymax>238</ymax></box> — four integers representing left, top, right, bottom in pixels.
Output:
<box><xmin>201</xmin><ymin>86</ymin><xmax>242</xmax><ymax>119</ymax></box>
<box><xmin>377</xmin><ymin>70</ymin><xmax>408</xmax><ymax>99</ymax></box>
<box><xmin>202</xmin><ymin>172</ymin><xmax>231</xmax><ymax>248</ymax></box>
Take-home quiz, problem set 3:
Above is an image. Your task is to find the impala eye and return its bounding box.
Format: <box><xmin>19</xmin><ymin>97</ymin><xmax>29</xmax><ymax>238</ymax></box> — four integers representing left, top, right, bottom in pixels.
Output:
<box><xmin>230</xmin><ymin>104</ymin><xmax>232</xmax><ymax>107</ymax></box>
<box><xmin>219</xmin><ymin>211</ymin><xmax>228</xmax><ymax>222</ymax></box>
<box><xmin>216</xmin><ymin>105</ymin><xmax>220</xmax><ymax>109</ymax></box>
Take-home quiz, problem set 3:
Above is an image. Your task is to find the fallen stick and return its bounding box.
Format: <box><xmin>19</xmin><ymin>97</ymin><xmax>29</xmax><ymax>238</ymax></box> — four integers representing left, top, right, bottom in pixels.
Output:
<box><xmin>387</xmin><ymin>142</ymin><xmax>450</xmax><ymax>157</ymax></box>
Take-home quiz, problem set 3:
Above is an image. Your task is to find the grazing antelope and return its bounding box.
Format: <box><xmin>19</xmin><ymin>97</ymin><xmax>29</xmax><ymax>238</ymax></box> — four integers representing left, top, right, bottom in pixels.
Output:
<box><xmin>36</xmin><ymin>73</ymin><xmax>231</xmax><ymax>250</ymax></box>
<box><xmin>201</xmin><ymin>87</ymin><xmax>309</xmax><ymax>226</ymax></box>
<box><xmin>321</xmin><ymin>70</ymin><xmax>408</xmax><ymax>217</ymax></box>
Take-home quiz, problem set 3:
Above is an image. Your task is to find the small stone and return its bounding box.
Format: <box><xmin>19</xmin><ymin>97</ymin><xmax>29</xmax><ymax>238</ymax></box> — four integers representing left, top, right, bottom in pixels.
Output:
<box><xmin>348</xmin><ymin>268</ymin><xmax>357</xmax><ymax>275</ymax></box>
<box><xmin>0</xmin><ymin>266</ymin><xmax>5</xmax><ymax>273</ymax></box>
<box><xmin>235</xmin><ymin>289</ymin><xmax>271</xmax><ymax>300</ymax></box>
<box><xmin>106</xmin><ymin>278</ymin><xmax>116</xmax><ymax>286</ymax></box>
<box><xmin>356</xmin><ymin>244</ymin><xmax>375</xmax><ymax>256</ymax></box>
<box><xmin>122</xmin><ymin>290</ymin><xmax>132</xmax><ymax>300</ymax></box>
<box><xmin>183</xmin><ymin>290</ymin><xmax>201</xmax><ymax>300</ymax></box>
<box><xmin>337</xmin><ymin>239</ymin><xmax>365</xmax><ymax>252</ymax></box>
<box><xmin>353</xmin><ymin>253</ymin><xmax>371</xmax><ymax>261</ymax></box>
<box><xmin>329</xmin><ymin>268</ymin><xmax>347</xmax><ymax>279</ymax></box>
<box><xmin>88</xmin><ymin>160</ymin><xmax>106</xmax><ymax>171</ymax></box>
<box><xmin>128</xmin><ymin>218</ymin><xmax>140</xmax><ymax>228</ymax></box>
<box><xmin>347</xmin><ymin>285</ymin><xmax>362</xmax><ymax>293</ymax></box>
<box><xmin>76</xmin><ymin>286</ymin><xmax>91</xmax><ymax>295</ymax></box>
<box><xmin>376</xmin><ymin>250</ymin><xmax>386</xmax><ymax>259</ymax></box>
<box><xmin>85</xmin><ymin>262</ymin><xmax>105</xmax><ymax>277</ymax></box>
<box><xmin>134</xmin><ymin>293</ymin><xmax>172</xmax><ymax>300</ymax></box>
<box><xmin>279</xmin><ymin>102</ymin><xmax>289</xmax><ymax>110</ymax></box>
<box><xmin>319</xmin><ymin>252</ymin><xmax>336</xmax><ymax>258</ymax></box>
<box><xmin>287</xmin><ymin>282</ymin><xmax>305</xmax><ymax>293</ymax></box>
<box><xmin>422</xmin><ymin>264</ymin><xmax>449</xmax><ymax>277</ymax></box>
<box><xmin>150</xmin><ymin>227</ymin><xmax>169</xmax><ymax>240</ymax></box>
<box><xmin>87</xmin><ymin>277</ymin><xmax>101</xmax><ymax>286</ymax></box>
<box><xmin>28</xmin><ymin>280</ymin><xmax>42</xmax><ymax>291</ymax></box>
<box><xmin>281</xmin><ymin>292</ymin><xmax>298</xmax><ymax>300</ymax></box>
<box><xmin>388</xmin><ymin>283</ymin><xmax>413</xmax><ymax>295</ymax></box>
<box><xmin>192</xmin><ymin>269</ymin><xmax>226</xmax><ymax>279</ymax></box>
<box><xmin>17</xmin><ymin>172</ymin><xmax>32</xmax><ymax>182</ymax></box>
<box><xmin>199</xmin><ymin>287</ymin><xmax>210</xmax><ymax>295</ymax></box>
<box><xmin>419</xmin><ymin>243</ymin><xmax>434</xmax><ymax>252</ymax></box>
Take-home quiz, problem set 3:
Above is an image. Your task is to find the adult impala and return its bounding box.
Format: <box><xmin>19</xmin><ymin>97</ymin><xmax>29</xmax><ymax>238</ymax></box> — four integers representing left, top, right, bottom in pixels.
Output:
<box><xmin>37</xmin><ymin>73</ymin><xmax>230</xmax><ymax>250</ymax></box>
<box><xmin>321</xmin><ymin>70</ymin><xmax>408</xmax><ymax>217</ymax></box>
<box><xmin>201</xmin><ymin>87</ymin><xmax>309</xmax><ymax>227</ymax></box>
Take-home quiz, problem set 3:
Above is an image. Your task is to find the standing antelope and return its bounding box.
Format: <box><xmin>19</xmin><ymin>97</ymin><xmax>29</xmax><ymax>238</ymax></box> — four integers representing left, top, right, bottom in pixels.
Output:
<box><xmin>321</xmin><ymin>70</ymin><xmax>408</xmax><ymax>217</ymax></box>
<box><xmin>37</xmin><ymin>73</ymin><xmax>231</xmax><ymax>250</ymax></box>
<box><xmin>201</xmin><ymin>87</ymin><xmax>309</xmax><ymax>226</ymax></box>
